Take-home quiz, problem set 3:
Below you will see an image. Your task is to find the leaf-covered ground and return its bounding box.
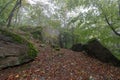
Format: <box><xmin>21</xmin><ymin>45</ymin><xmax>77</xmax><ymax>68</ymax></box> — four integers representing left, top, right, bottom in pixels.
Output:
<box><xmin>0</xmin><ymin>40</ymin><xmax>120</xmax><ymax>80</ymax></box>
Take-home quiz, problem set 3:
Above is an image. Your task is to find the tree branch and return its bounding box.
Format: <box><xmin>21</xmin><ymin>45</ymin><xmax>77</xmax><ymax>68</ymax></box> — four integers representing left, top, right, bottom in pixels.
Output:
<box><xmin>6</xmin><ymin>0</ymin><xmax>22</xmax><ymax>27</ymax></box>
<box><xmin>99</xmin><ymin>4</ymin><xmax>120</xmax><ymax>36</ymax></box>
<box><xmin>104</xmin><ymin>13</ymin><xmax>120</xmax><ymax>36</ymax></box>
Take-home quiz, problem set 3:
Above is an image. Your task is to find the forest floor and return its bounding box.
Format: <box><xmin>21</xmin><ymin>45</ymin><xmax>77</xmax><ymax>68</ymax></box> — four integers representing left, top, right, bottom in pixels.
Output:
<box><xmin>0</xmin><ymin>40</ymin><xmax>120</xmax><ymax>80</ymax></box>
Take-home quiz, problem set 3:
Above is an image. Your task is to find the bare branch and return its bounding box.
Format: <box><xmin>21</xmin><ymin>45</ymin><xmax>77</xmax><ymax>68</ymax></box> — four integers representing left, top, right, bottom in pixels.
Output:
<box><xmin>104</xmin><ymin>13</ymin><xmax>120</xmax><ymax>36</ymax></box>
<box><xmin>98</xmin><ymin>4</ymin><xmax>120</xmax><ymax>36</ymax></box>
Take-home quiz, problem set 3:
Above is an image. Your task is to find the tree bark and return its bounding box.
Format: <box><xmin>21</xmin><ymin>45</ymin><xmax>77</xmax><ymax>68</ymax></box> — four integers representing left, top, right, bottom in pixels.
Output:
<box><xmin>118</xmin><ymin>1</ymin><xmax>120</xmax><ymax>16</ymax></box>
<box><xmin>7</xmin><ymin>0</ymin><xmax>22</xmax><ymax>27</ymax></box>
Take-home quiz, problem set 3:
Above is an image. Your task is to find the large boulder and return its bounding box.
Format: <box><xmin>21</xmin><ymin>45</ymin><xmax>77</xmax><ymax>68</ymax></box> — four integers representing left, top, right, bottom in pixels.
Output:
<box><xmin>0</xmin><ymin>29</ymin><xmax>38</xmax><ymax>70</ymax></box>
<box><xmin>70</xmin><ymin>43</ymin><xmax>83</xmax><ymax>52</ymax></box>
<box><xmin>71</xmin><ymin>39</ymin><xmax>120</xmax><ymax>66</ymax></box>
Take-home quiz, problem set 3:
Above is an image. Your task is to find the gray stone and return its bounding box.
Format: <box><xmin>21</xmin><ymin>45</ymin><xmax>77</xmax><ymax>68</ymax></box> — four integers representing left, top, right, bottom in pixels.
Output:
<box><xmin>0</xmin><ymin>34</ymin><xmax>36</xmax><ymax>70</ymax></box>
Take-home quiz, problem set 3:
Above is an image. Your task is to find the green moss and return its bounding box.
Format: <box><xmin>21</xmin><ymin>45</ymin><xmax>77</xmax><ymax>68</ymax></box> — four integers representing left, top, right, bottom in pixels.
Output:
<box><xmin>51</xmin><ymin>44</ymin><xmax>60</xmax><ymax>51</ymax></box>
<box><xmin>27</xmin><ymin>42</ymin><xmax>38</xmax><ymax>59</ymax></box>
<box><xmin>0</xmin><ymin>28</ymin><xmax>38</xmax><ymax>59</ymax></box>
<box><xmin>31</xmin><ymin>30</ymin><xmax>42</xmax><ymax>40</ymax></box>
<box><xmin>0</xmin><ymin>29</ymin><xmax>24</xmax><ymax>43</ymax></box>
<box><xmin>55</xmin><ymin>47</ymin><xmax>60</xmax><ymax>51</ymax></box>
<box><xmin>18</xmin><ymin>26</ymin><xmax>43</xmax><ymax>40</ymax></box>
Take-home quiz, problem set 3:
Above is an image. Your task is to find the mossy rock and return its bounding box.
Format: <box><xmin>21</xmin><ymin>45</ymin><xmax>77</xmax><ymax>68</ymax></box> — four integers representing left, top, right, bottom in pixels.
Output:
<box><xmin>0</xmin><ymin>28</ymin><xmax>38</xmax><ymax>70</ymax></box>
<box><xmin>31</xmin><ymin>30</ymin><xmax>42</xmax><ymax>40</ymax></box>
<box><xmin>51</xmin><ymin>44</ymin><xmax>60</xmax><ymax>51</ymax></box>
<box><xmin>83</xmin><ymin>38</ymin><xmax>120</xmax><ymax>66</ymax></box>
<box><xmin>18</xmin><ymin>26</ymin><xmax>43</xmax><ymax>40</ymax></box>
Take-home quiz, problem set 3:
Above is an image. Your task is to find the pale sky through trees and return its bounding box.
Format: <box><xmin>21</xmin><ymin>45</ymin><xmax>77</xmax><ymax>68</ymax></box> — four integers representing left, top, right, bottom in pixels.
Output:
<box><xmin>27</xmin><ymin>0</ymin><xmax>98</xmax><ymax>18</ymax></box>
<box><xmin>26</xmin><ymin>0</ymin><xmax>100</xmax><ymax>28</ymax></box>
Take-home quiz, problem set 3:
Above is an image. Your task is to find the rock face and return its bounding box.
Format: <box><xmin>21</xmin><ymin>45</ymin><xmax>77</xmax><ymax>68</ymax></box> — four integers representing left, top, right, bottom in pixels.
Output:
<box><xmin>71</xmin><ymin>39</ymin><xmax>120</xmax><ymax>66</ymax></box>
<box><xmin>70</xmin><ymin>43</ymin><xmax>83</xmax><ymax>52</ymax></box>
<box><xmin>0</xmin><ymin>29</ymin><xmax>38</xmax><ymax>70</ymax></box>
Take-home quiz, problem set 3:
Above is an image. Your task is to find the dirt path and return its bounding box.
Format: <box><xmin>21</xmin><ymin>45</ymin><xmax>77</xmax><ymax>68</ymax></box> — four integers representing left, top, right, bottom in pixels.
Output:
<box><xmin>0</xmin><ymin>40</ymin><xmax>120</xmax><ymax>80</ymax></box>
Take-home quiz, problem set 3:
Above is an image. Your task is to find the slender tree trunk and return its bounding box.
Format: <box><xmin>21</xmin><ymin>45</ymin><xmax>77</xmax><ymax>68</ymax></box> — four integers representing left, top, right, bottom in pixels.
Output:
<box><xmin>59</xmin><ymin>34</ymin><xmax>63</xmax><ymax>48</ymax></box>
<box><xmin>104</xmin><ymin>14</ymin><xmax>120</xmax><ymax>36</ymax></box>
<box><xmin>7</xmin><ymin>0</ymin><xmax>22</xmax><ymax>27</ymax></box>
<box><xmin>118</xmin><ymin>1</ymin><xmax>120</xmax><ymax>16</ymax></box>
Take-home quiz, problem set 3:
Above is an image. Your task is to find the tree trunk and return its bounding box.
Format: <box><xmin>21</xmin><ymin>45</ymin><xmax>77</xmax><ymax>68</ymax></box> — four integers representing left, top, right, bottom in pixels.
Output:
<box><xmin>7</xmin><ymin>0</ymin><xmax>22</xmax><ymax>27</ymax></box>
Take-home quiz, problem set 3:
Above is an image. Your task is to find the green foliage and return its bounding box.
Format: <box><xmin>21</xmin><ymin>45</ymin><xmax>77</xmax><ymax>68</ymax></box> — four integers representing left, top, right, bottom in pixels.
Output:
<box><xmin>27</xmin><ymin>42</ymin><xmax>38</xmax><ymax>59</ymax></box>
<box><xmin>60</xmin><ymin>0</ymin><xmax>120</xmax><ymax>58</ymax></box>
<box><xmin>0</xmin><ymin>0</ymin><xmax>16</xmax><ymax>26</ymax></box>
<box><xmin>0</xmin><ymin>28</ymin><xmax>25</xmax><ymax>43</ymax></box>
<box><xmin>18</xmin><ymin>26</ymin><xmax>43</xmax><ymax>40</ymax></box>
<box><xmin>51</xmin><ymin>44</ymin><xmax>60</xmax><ymax>51</ymax></box>
<box><xmin>31</xmin><ymin>30</ymin><xmax>42</xmax><ymax>40</ymax></box>
<box><xmin>1</xmin><ymin>0</ymin><xmax>119</xmax><ymax>59</ymax></box>
<box><xmin>59</xmin><ymin>28</ymin><xmax>74</xmax><ymax>48</ymax></box>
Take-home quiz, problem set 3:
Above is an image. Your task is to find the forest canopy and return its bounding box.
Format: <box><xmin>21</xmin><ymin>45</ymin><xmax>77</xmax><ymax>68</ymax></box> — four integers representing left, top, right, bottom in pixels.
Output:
<box><xmin>0</xmin><ymin>0</ymin><xmax>120</xmax><ymax>58</ymax></box>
